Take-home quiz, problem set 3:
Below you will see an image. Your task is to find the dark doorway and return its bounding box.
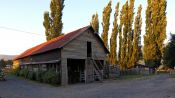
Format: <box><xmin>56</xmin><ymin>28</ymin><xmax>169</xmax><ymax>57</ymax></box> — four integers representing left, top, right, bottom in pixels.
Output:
<box><xmin>87</xmin><ymin>42</ymin><xmax>92</xmax><ymax>57</ymax></box>
<box><xmin>67</xmin><ymin>59</ymin><xmax>85</xmax><ymax>84</ymax></box>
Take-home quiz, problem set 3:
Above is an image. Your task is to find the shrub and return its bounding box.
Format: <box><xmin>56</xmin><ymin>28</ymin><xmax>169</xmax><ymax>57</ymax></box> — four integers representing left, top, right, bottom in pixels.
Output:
<box><xmin>19</xmin><ymin>69</ymin><xmax>29</xmax><ymax>78</ymax></box>
<box><xmin>35</xmin><ymin>70</ymin><xmax>46</xmax><ymax>82</ymax></box>
<box><xmin>15</xmin><ymin>68</ymin><xmax>61</xmax><ymax>85</ymax></box>
<box><xmin>27</xmin><ymin>71</ymin><xmax>36</xmax><ymax>80</ymax></box>
<box><xmin>11</xmin><ymin>68</ymin><xmax>20</xmax><ymax>76</ymax></box>
<box><xmin>42</xmin><ymin>69</ymin><xmax>60</xmax><ymax>85</ymax></box>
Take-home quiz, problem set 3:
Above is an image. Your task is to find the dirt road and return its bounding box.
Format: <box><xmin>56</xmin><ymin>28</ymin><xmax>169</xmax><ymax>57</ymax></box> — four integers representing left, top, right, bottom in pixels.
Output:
<box><xmin>0</xmin><ymin>74</ymin><xmax>175</xmax><ymax>98</ymax></box>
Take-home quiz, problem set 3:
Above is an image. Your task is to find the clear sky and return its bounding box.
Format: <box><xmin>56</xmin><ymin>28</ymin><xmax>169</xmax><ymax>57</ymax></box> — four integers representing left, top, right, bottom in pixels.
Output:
<box><xmin>0</xmin><ymin>0</ymin><xmax>174</xmax><ymax>55</ymax></box>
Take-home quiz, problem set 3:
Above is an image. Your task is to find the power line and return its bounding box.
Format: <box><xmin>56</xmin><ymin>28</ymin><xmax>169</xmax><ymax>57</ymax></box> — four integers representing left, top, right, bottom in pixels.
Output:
<box><xmin>0</xmin><ymin>26</ymin><xmax>45</xmax><ymax>36</ymax></box>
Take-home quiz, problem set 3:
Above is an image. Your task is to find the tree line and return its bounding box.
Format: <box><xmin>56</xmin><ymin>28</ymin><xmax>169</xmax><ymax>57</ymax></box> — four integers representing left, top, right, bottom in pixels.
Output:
<box><xmin>43</xmin><ymin>0</ymin><xmax>167</xmax><ymax>72</ymax></box>
<box><xmin>90</xmin><ymin>0</ymin><xmax>167</xmax><ymax>72</ymax></box>
<box><xmin>0</xmin><ymin>59</ymin><xmax>13</xmax><ymax>69</ymax></box>
<box><xmin>91</xmin><ymin>0</ymin><xmax>143</xmax><ymax>70</ymax></box>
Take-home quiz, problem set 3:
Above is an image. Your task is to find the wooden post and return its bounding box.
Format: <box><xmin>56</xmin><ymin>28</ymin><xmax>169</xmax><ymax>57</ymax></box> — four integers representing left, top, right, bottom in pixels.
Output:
<box><xmin>61</xmin><ymin>58</ymin><xmax>68</xmax><ymax>86</ymax></box>
<box><xmin>56</xmin><ymin>63</ymin><xmax>58</xmax><ymax>73</ymax></box>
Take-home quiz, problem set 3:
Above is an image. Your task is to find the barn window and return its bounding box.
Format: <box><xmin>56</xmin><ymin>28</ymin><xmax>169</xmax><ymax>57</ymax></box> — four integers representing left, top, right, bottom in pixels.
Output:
<box><xmin>87</xmin><ymin>42</ymin><xmax>92</xmax><ymax>57</ymax></box>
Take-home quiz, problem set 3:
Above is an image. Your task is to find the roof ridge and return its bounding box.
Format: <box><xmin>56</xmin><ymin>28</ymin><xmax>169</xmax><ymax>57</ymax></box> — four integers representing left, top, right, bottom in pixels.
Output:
<box><xmin>14</xmin><ymin>25</ymin><xmax>90</xmax><ymax>60</ymax></box>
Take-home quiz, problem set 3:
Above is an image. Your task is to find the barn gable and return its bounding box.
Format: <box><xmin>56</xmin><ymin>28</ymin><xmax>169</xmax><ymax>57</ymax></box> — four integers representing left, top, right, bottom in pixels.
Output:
<box><xmin>62</xmin><ymin>27</ymin><xmax>108</xmax><ymax>60</ymax></box>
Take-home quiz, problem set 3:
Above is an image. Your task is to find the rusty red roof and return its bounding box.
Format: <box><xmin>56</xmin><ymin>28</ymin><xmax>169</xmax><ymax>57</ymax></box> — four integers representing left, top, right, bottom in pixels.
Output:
<box><xmin>14</xmin><ymin>26</ymin><xmax>109</xmax><ymax>60</ymax></box>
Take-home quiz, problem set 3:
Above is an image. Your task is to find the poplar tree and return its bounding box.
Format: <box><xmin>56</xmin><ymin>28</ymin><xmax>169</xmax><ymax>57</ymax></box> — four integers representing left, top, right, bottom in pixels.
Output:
<box><xmin>127</xmin><ymin>0</ymin><xmax>135</xmax><ymax>68</ymax></box>
<box><xmin>143</xmin><ymin>0</ymin><xmax>167</xmax><ymax>70</ymax></box>
<box><xmin>119</xmin><ymin>1</ymin><xmax>129</xmax><ymax>70</ymax></box>
<box><xmin>43</xmin><ymin>12</ymin><xmax>51</xmax><ymax>40</ymax></box>
<box><xmin>118</xmin><ymin>5</ymin><xmax>124</xmax><ymax>66</ymax></box>
<box><xmin>43</xmin><ymin>0</ymin><xmax>65</xmax><ymax>41</ymax></box>
<box><xmin>90</xmin><ymin>13</ymin><xmax>99</xmax><ymax>34</ymax></box>
<box><xmin>119</xmin><ymin>0</ymin><xmax>142</xmax><ymax>69</ymax></box>
<box><xmin>101</xmin><ymin>0</ymin><xmax>112</xmax><ymax>49</ymax></box>
<box><xmin>109</xmin><ymin>2</ymin><xmax>119</xmax><ymax>65</ymax></box>
<box><xmin>129</xmin><ymin>5</ymin><xmax>142</xmax><ymax>68</ymax></box>
<box><xmin>155</xmin><ymin>0</ymin><xmax>167</xmax><ymax>56</ymax></box>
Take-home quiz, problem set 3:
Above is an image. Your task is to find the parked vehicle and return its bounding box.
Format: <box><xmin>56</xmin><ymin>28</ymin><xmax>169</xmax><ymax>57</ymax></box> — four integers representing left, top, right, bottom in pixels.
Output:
<box><xmin>0</xmin><ymin>69</ymin><xmax>5</xmax><ymax>81</ymax></box>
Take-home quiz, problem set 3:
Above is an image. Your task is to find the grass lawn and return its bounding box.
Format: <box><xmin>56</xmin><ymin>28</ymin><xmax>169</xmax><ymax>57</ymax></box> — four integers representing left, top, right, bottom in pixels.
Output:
<box><xmin>115</xmin><ymin>74</ymin><xmax>156</xmax><ymax>81</ymax></box>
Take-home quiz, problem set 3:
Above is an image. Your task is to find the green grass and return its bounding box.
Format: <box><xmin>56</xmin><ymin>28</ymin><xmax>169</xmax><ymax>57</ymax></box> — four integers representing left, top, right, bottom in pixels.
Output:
<box><xmin>115</xmin><ymin>74</ymin><xmax>155</xmax><ymax>81</ymax></box>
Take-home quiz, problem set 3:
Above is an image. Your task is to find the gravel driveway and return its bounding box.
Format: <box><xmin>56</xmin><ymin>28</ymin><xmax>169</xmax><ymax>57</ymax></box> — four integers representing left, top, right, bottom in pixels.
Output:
<box><xmin>0</xmin><ymin>74</ymin><xmax>175</xmax><ymax>98</ymax></box>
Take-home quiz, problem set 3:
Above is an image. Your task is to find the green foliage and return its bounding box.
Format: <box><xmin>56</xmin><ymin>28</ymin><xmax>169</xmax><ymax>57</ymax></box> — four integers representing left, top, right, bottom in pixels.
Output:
<box><xmin>163</xmin><ymin>34</ymin><xmax>175</xmax><ymax>68</ymax></box>
<box><xmin>90</xmin><ymin>13</ymin><xmax>99</xmax><ymax>34</ymax></box>
<box><xmin>19</xmin><ymin>69</ymin><xmax>29</xmax><ymax>78</ymax></box>
<box><xmin>109</xmin><ymin>2</ymin><xmax>119</xmax><ymax>65</ymax></box>
<box><xmin>6</xmin><ymin>60</ymin><xmax>13</xmax><ymax>65</ymax></box>
<box><xmin>35</xmin><ymin>70</ymin><xmax>46</xmax><ymax>82</ymax></box>
<box><xmin>43</xmin><ymin>0</ymin><xmax>65</xmax><ymax>41</ymax></box>
<box><xmin>43</xmin><ymin>12</ymin><xmax>51</xmax><ymax>41</ymax></box>
<box><xmin>11</xmin><ymin>67</ymin><xmax>20</xmax><ymax>76</ymax></box>
<box><xmin>101</xmin><ymin>0</ymin><xmax>112</xmax><ymax>49</ymax></box>
<box><xmin>143</xmin><ymin>0</ymin><xmax>167</xmax><ymax>68</ymax></box>
<box><xmin>15</xmin><ymin>68</ymin><xmax>60</xmax><ymax>85</ymax></box>
<box><xmin>0</xmin><ymin>69</ymin><xmax>4</xmax><ymax>78</ymax></box>
<box><xmin>42</xmin><ymin>69</ymin><xmax>60</xmax><ymax>85</ymax></box>
<box><xmin>0</xmin><ymin>59</ymin><xmax>6</xmax><ymax>68</ymax></box>
<box><xmin>0</xmin><ymin>59</ymin><xmax>13</xmax><ymax>69</ymax></box>
<box><xmin>27</xmin><ymin>71</ymin><xmax>36</xmax><ymax>80</ymax></box>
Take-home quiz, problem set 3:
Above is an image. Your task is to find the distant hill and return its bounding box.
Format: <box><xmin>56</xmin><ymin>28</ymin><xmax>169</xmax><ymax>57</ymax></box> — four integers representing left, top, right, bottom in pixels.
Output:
<box><xmin>0</xmin><ymin>55</ymin><xmax>17</xmax><ymax>60</ymax></box>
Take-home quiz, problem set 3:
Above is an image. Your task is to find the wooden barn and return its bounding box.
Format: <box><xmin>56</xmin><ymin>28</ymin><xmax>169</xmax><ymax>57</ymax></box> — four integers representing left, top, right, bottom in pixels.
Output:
<box><xmin>13</xmin><ymin>26</ymin><xmax>109</xmax><ymax>85</ymax></box>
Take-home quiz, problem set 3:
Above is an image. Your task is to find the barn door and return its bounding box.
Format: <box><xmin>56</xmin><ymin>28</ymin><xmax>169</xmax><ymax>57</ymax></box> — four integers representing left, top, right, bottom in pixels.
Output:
<box><xmin>87</xmin><ymin>42</ymin><xmax>92</xmax><ymax>57</ymax></box>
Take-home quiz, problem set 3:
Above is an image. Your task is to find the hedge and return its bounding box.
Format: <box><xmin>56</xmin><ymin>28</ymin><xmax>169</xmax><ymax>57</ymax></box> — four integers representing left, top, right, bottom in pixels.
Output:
<box><xmin>19</xmin><ymin>69</ymin><xmax>29</xmax><ymax>78</ymax></box>
<box><xmin>13</xmin><ymin>68</ymin><xmax>60</xmax><ymax>85</ymax></box>
<box><xmin>42</xmin><ymin>69</ymin><xmax>61</xmax><ymax>85</ymax></box>
<box><xmin>27</xmin><ymin>71</ymin><xmax>36</xmax><ymax>80</ymax></box>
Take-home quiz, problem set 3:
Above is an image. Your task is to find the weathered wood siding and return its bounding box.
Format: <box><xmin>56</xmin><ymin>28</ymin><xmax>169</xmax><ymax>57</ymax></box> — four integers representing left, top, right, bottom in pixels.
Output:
<box><xmin>85</xmin><ymin>59</ymin><xmax>94</xmax><ymax>82</ymax></box>
<box><xmin>61</xmin><ymin>30</ymin><xmax>107</xmax><ymax>60</ymax></box>
<box><xmin>20</xmin><ymin>49</ymin><xmax>61</xmax><ymax>64</ymax></box>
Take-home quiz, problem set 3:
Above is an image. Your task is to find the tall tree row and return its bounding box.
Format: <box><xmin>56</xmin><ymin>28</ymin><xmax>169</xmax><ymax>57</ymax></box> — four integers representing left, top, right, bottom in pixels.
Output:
<box><xmin>43</xmin><ymin>0</ymin><xmax>65</xmax><ymax>41</ymax></box>
<box><xmin>109</xmin><ymin>2</ymin><xmax>120</xmax><ymax>65</ymax></box>
<box><xmin>143</xmin><ymin>0</ymin><xmax>167</xmax><ymax>70</ymax></box>
<box><xmin>96</xmin><ymin>0</ymin><xmax>143</xmax><ymax>69</ymax></box>
<box><xmin>118</xmin><ymin>0</ymin><xmax>141</xmax><ymax>70</ymax></box>
<box><xmin>101</xmin><ymin>1</ymin><xmax>112</xmax><ymax>49</ymax></box>
<box><xmin>90</xmin><ymin>13</ymin><xmax>99</xmax><ymax>34</ymax></box>
<box><xmin>129</xmin><ymin>5</ymin><xmax>142</xmax><ymax>68</ymax></box>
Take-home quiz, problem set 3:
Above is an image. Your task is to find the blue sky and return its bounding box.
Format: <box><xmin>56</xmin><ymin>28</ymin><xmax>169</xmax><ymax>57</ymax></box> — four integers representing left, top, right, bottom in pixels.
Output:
<box><xmin>0</xmin><ymin>0</ymin><xmax>174</xmax><ymax>55</ymax></box>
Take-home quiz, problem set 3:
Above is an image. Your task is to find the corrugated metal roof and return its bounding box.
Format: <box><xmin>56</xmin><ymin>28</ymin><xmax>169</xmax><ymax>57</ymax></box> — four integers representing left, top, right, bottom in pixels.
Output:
<box><xmin>14</xmin><ymin>26</ymin><xmax>109</xmax><ymax>60</ymax></box>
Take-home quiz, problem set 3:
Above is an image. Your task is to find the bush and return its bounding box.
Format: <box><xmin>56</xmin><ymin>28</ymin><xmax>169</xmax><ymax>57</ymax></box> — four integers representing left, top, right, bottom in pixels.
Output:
<box><xmin>27</xmin><ymin>71</ymin><xmax>36</xmax><ymax>80</ymax></box>
<box><xmin>42</xmin><ymin>69</ymin><xmax>60</xmax><ymax>85</ymax></box>
<box><xmin>11</xmin><ymin>68</ymin><xmax>20</xmax><ymax>76</ymax></box>
<box><xmin>15</xmin><ymin>68</ymin><xmax>61</xmax><ymax>85</ymax></box>
<box><xmin>19</xmin><ymin>69</ymin><xmax>29</xmax><ymax>78</ymax></box>
<box><xmin>35</xmin><ymin>70</ymin><xmax>46</xmax><ymax>82</ymax></box>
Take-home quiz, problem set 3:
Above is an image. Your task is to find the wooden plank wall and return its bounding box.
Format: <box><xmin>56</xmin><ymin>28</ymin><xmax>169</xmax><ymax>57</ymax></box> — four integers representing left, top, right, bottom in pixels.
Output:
<box><xmin>20</xmin><ymin>49</ymin><xmax>61</xmax><ymax>64</ymax></box>
<box><xmin>61</xmin><ymin>30</ymin><xmax>107</xmax><ymax>60</ymax></box>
